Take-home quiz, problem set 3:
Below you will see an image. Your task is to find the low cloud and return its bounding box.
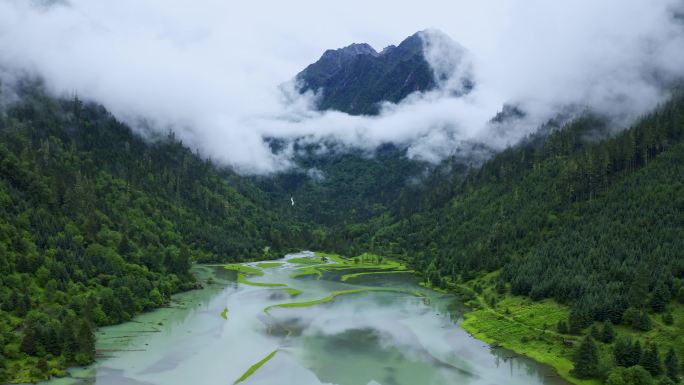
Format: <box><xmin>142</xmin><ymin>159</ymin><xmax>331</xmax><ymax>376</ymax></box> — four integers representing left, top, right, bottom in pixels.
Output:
<box><xmin>1</xmin><ymin>0</ymin><xmax>683</xmax><ymax>173</ymax></box>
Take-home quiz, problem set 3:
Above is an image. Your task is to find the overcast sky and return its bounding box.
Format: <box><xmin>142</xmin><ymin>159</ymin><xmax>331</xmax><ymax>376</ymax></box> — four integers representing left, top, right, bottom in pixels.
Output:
<box><xmin>1</xmin><ymin>0</ymin><xmax>683</xmax><ymax>173</ymax></box>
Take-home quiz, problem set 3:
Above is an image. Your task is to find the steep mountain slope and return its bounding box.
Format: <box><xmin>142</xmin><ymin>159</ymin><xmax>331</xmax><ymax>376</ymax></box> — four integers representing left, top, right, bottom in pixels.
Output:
<box><xmin>308</xmin><ymin>94</ymin><xmax>684</xmax><ymax>384</ymax></box>
<box><xmin>356</xmin><ymin>93</ymin><xmax>684</xmax><ymax>340</ymax></box>
<box><xmin>295</xmin><ymin>31</ymin><xmax>471</xmax><ymax>115</ymax></box>
<box><xmin>0</xmin><ymin>82</ymin><xmax>310</xmax><ymax>381</ymax></box>
<box><xmin>1</xmin><ymin>78</ymin><xmax>683</xmax><ymax>384</ymax></box>
<box><xmin>254</xmin><ymin>144</ymin><xmax>427</xmax><ymax>224</ymax></box>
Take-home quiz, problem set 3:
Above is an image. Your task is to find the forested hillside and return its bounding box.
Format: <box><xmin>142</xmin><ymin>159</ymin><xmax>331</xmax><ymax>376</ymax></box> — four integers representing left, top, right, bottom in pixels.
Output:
<box><xmin>0</xmin><ymin>82</ymin><xmax>309</xmax><ymax>381</ymax></box>
<box><xmin>1</xmin><ymin>77</ymin><xmax>683</xmax><ymax>384</ymax></box>
<box><xmin>349</xmin><ymin>93</ymin><xmax>684</xmax><ymax>384</ymax></box>
<box><xmin>367</xmin><ymin>93</ymin><xmax>684</xmax><ymax>315</ymax></box>
<box><xmin>255</xmin><ymin>143</ymin><xmax>428</xmax><ymax>228</ymax></box>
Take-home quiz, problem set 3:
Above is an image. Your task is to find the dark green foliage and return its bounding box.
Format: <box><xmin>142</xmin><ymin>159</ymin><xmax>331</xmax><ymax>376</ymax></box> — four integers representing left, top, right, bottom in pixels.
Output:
<box><xmin>663</xmin><ymin>312</ymin><xmax>674</xmax><ymax>325</ymax></box>
<box><xmin>665</xmin><ymin>347</ymin><xmax>680</xmax><ymax>382</ymax></box>
<box><xmin>257</xmin><ymin>143</ymin><xmax>428</xmax><ymax>232</ymax></box>
<box><xmin>623</xmin><ymin>308</ymin><xmax>654</xmax><ymax>332</ymax></box>
<box><xmin>590</xmin><ymin>323</ymin><xmax>601</xmax><ymax>339</ymax></box>
<box><xmin>651</xmin><ymin>283</ymin><xmax>672</xmax><ymax>313</ymax></box>
<box><xmin>615</xmin><ymin>336</ymin><xmax>643</xmax><ymax>368</ymax></box>
<box><xmin>614</xmin><ymin>337</ymin><xmax>632</xmax><ymax>367</ymax></box>
<box><xmin>640</xmin><ymin>343</ymin><xmax>663</xmax><ymax>376</ymax></box>
<box><xmin>601</xmin><ymin>320</ymin><xmax>616</xmax><ymax>343</ymax></box>
<box><xmin>629</xmin><ymin>269</ymin><xmax>651</xmax><ymax>309</ymax></box>
<box><xmin>359</xmin><ymin>92</ymin><xmax>684</xmax><ymax>330</ymax></box>
<box><xmin>495</xmin><ymin>278</ymin><xmax>507</xmax><ymax>294</ymax></box>
<box><xmin>634</xmin><ymin>341</ymin><xmax>644</xmax><ymax>368</ymax></box>
<box><xmin>657</xmin><ymin>377</ymin><xmax>675</xmax><ymax>385</ymax></box>
<box><xmin>605</xmin><ymin>366</ymin><xmax>653</xmax><ymax>385</ymax></box>
<box><xmin>557</xmin><ymin>320</ymin><xmax>569</xmax><ymax>334</ymax></box>
<box><xmin>0</xmin><ymin>82</ymin><xmax>306</xmax><ymax>381</ymax></box>
<box><xmin>572</xmin><ymin>335</ymin><xmax>600</xmax><ymax>378</ymax></box>
<box><xmin>637</xmin><ymin>311</ymin><xmax>653</xmax><ymax>332</ymax></box>
<box><xmin>569</xmin><ymin>307</ymin><xmax>591</xmax><ymax>334</ymax></box>
<box><xmin>1</xmin><ymin>71</ymin><xmax>684</xmax><ymax>384</ymax></box>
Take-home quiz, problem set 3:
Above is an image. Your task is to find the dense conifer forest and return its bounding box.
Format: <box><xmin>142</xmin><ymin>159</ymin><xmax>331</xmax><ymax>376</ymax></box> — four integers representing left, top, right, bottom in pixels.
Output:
<box><xmin>365</xmin><ymin>93</ymin><xmax>684</xmax><ymax>325</ymax></box>
<box><xmin>1</xmin><ymin>80</ymin><xmax>683</xmax><ymax>384</ymax></box>
<box><xmin>0</xmin><ymin>82</ymin><xmax>310</xmax><ymax>380</ymax></box>
<box><xmin>250</xmin><ymin>91</ymin><xmax>684</xmax><ymax>384</ymax></box>
<box><xmin>353</xmin><ymin>93</ymin><xmax>684</xmax><ymax>384</ymax></box>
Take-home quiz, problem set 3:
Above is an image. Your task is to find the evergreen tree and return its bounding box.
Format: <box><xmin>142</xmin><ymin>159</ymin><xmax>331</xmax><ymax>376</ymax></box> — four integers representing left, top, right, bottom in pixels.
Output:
<box><xmin>557</xmin><ymin>320</ymin><xmax>569</xmax><ymax>334</ymax></box>
<box><xmin>651</xmin><ymin>283</ymin><xmax>671</xmax><ymax>312</ymax></box>
<box><xmin>605</xmin><ymin>365</ymin><xmax>653</xmax><ymax>385</ymax></box>
<box><xmin>590</xmin><ymin>323</ymin><xmax>601</xmax><ymax>340</ymax></box>
<box><xmin>572</xmin><ymin>335</ymin><xmax>599</xmax><ymax>379</ymax></box>
<box><xmin>77</xmin><ymin>320</ymin><xmax>95</xmax><ymax>355</ymax></box>
<box><xmin>629</xmin><ymin>269</ymin><xmax>650</xmax><ymax>308</ymax></box>
<box><xmin>665</xmin><ymin>347</ymin><xmax>679</xmax><ymax>382</ymax></box>
<box><xmin>569</xmin><ymin>308</ymin><xmax>590</xmax><ymax>334</ymax></box>
<box><xmin>657</xmin><ymin>377</ymin><xmax>675</xmax><ymax>385</ymax></box>
<box><xmin>634</xmin><ymin>310</ymin><xmax>653</xmax><ymax>331</ymax></box>
<box><xmin>615</xmin><ymin>337</ymin><xmax>634</xmax><ymax>367</ymax></box>
<box><xmin>632</xmin><ymin>341</ymin><xmax>644</xmax><ymax>367</ymax></box>
<box><xmin>640</xmin><ymin>343</ymin><xmax>662</xmax><ymax>376</ymax></box>
<box><xmin>19</xmin><ymin>327</ymin><xmax>38</xmax><ymax>356</ymax></box>
<box><xmin>601</xmin><ymin>320</ymin><xmax>616</xmax><ymax>343</ymax></box>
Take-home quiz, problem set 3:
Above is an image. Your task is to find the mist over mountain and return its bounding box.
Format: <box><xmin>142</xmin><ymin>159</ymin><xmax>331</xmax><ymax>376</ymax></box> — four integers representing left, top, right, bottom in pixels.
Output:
<box><xmin>2</xmin><ymin>0</ymin><xmax>683</xmax><ymax>173</ymax></box>
<box><xmin>2</xmin><ymin>1</ymin><xmax>684</xmax><ymax>384</ymax></box>
<box><xmin>294</xmin><ymin>30</ymin><xmax>472</xmax><ymax>115</ymax></box>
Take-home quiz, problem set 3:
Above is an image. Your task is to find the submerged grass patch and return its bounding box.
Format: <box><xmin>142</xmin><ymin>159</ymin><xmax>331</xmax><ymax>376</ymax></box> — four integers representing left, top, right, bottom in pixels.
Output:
<box><xmin>282</xmin><ymin>287</ymin><xmax>303</xmax><ymax>296</ymax></box>
<box><xmin>225</xmin><ymin>264</ymin><xmax>263</xmax><ymax>276</ymax></box>
<box><xmin>289</xmin><ymin>252</ymin><xmax>410</xmax><ymax>280</ymax></box>
<box><xmin>290</xmin><ymin>267</ymin><xmax>323</xmax><ymax>279</ymax></box>
<box><xmin>237</xmin><ymin>274</ymin><xmax>287</xmax><ymax>287</ymax></box>
<box><xmin>256</xmin><ymin>262</ymin><xmax>283</xmax><ymax>269</ymax></box>
<box><xmin>264</xmin><ymin>288</ymin><xmax>425</xmax><ymax>314</ymax></box>
<box><xmin>233</xmin><ymin>349</ymin><xmax>278</xmax><ymax>384</ymax></box>
<box><xmin>340</xmin><ymin>270</ymin><xmax>415</xmax><ymax>282</ymax></box>
<box><xmin>225</xmin><ymin>263</ymin><xmax>288</xmax><ymax>287</ymax></box>
<box><xmin>287</xmin><ymin>257</ymin><xmax>325</xmax><ymax>264</ymax></box>
<box><xmin>313</xmin><ymin>252</ymin><xmax>347</xmax><ymax>264</ymax></box>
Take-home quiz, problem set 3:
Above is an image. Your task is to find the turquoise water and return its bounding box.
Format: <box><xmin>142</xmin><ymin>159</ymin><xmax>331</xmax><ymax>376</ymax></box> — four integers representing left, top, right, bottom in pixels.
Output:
<box><xmin>37</xmin><ymin>252</ymin><xmax>571</xmax><ymax>385</ymax></box>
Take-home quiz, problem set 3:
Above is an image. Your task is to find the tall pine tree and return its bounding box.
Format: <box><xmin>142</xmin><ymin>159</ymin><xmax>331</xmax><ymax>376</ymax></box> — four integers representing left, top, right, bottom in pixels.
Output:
<box><xmin>640</xmin><ymin>343</ymin><xmax>662</xmax><ymax>376</ymax></box>
<box><xmin>665</xmin><ymin>347</ymin><xmax>679</xmax><ymax>382</ymax></box>
<box><xmin>601</xmin><ymin>320</ymin><xmax>615</xmax><ymax>343</ymax></box>
<box><xmin>572</xmin><ymin>335</ymin><xmax>599</xmax><ymax>379</ymax></box>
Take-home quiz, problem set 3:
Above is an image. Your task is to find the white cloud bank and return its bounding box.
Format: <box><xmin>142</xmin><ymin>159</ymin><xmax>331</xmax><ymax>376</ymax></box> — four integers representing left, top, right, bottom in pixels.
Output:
<box><xmin>0</xmin><ymin>0</ymin><xmax>683</xmax><ymax>173</ymax></box>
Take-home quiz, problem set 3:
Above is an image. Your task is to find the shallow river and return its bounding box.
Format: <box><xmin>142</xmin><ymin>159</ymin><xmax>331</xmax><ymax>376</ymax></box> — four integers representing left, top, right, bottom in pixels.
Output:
<box><xmin>39</xmin><ymin>252</ymin><xmax>570</xmax><ymax>385</ymax></box>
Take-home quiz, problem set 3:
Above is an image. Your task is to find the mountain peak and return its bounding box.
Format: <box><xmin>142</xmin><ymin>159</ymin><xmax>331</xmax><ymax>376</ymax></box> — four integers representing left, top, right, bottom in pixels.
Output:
<box><xmin>319</xmin><ymin>43</ymin><xmax>379</xmax><ymax>62</ymax></box>
<box><xmin>294</xmin><ymin>29</ymin><xmax>472</xmax><ymax>115</ymax></box>
<box><xmin>339</xmin><ymin>43</ymin><xmax>379</xmax><ymax>57</ymax></box>
<box><xmin>295</xmin><ymin>30</ymin><xmax>471</xmax><ymax>115</ymax></box>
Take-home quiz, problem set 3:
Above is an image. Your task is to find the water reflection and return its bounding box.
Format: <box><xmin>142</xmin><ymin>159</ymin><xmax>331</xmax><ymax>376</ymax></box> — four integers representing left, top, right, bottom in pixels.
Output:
<box><xmin>36</xmin><ymin>253</ymin><xmax>571</xmax><ymax>385</ymax></box>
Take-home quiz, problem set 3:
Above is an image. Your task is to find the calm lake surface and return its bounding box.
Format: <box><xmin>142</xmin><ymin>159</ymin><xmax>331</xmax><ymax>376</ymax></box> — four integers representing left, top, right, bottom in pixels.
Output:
<box><xmin>38</xmin><ymin>252</ymin><xmax>571</xmax><ymax>385</ymax></box>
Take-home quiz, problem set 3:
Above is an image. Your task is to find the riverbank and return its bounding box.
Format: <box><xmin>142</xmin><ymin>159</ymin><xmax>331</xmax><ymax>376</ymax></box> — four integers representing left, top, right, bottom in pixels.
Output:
<box><xmin>453</xmin><ymin>275</ymin><xmax>597</xmax><ymax>385</ymax></box>
<box><xmin>8</xmin><ymin>265</ymin><xmax>230</xmax><ymax>385</ymax></box>
<box><xmin>26</xmin><ymin>251</ymin><xmax>582</xmax><ymax>385</ymax></box>
<box><xmin>303</xmin><ymin>252</ymin><xmax>589</xmax><ymax>383</ymax></box>
<box><xmin>298</xmin><ymin>252</ymin><xmax>585</xmax><ymax>384</ymax></box>
<box><xmin>449</xmin><ymin>271</ymin><xmax>684</xmax><ymax>385</ymax></box>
